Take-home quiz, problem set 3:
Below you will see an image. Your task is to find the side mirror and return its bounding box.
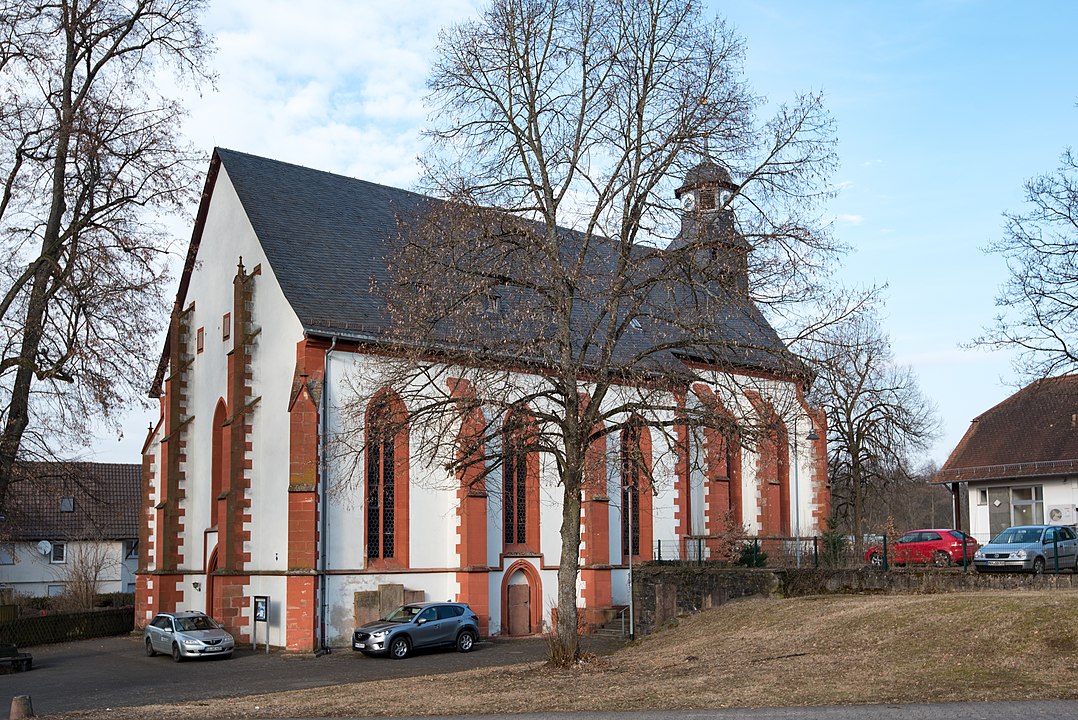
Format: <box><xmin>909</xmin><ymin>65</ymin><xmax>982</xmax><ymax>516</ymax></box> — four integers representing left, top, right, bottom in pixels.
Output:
<box><xmin>415</xmin><ymin>618</ymin><xmax>426</xmax><ymax>625</ymax></box>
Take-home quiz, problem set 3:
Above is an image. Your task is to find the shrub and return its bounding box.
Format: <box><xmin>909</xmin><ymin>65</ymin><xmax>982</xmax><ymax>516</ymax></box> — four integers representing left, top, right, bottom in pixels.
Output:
<box><xmin>736</xmin><ymin>540</ymin><xmax>767</xmax><ymax>567</ymax></box>
<box><xmin>819</xmin><ymin>518</ymin><xmax>850</xmax><ymax>568</ymax></box>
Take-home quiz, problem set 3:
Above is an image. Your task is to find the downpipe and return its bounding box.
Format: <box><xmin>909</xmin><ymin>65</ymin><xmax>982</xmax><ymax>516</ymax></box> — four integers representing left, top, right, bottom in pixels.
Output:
<box><xmin>317</xmin><ymin>335</ymin><xmax>338</xmax><ymax>656</ymax></box>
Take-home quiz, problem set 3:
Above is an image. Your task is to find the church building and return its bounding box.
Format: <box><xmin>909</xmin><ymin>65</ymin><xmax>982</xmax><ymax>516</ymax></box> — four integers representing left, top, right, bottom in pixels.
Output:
<box><xmin>136</xmin><ymin>149</ymin><xmax>829</xmax><ymax>651</ymax></box>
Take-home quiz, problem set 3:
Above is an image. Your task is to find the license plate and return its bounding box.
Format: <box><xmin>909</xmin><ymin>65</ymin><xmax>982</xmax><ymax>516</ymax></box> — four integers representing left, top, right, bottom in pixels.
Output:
<box><xmin>205</xmin><ymin>647</ymin><xmax>222</xmax><ymax>652</ymax></box>
<box><xmin>989</xmin><ymin>561</ymin><xmax>1005</xmax><ymax>566</ymax></box>
<box><xmin>355</xmin><ymin>643</ymin><xmax>365</xmax><ymax>649</ymax></box>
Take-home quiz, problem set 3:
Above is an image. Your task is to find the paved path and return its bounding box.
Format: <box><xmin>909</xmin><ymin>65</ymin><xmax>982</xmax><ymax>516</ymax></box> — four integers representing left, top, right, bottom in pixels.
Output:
<box><xmin>0</xmin><ymin>634</ymin><xmax>590</xmax><ymax>718</ymax></box>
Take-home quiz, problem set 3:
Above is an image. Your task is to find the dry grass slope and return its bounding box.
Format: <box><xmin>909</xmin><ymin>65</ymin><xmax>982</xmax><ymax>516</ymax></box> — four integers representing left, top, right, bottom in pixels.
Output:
<box><xmin>62</xmin><ymin>590</ymin><xmax>1078</xmax><ymax>718</ymax></box>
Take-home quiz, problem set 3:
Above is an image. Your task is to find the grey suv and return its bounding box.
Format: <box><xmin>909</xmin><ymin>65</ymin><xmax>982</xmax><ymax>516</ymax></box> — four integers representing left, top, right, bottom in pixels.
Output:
<box><xmin>143</xmin><ymin>611</ymin><xmax>235</xmax><ymax>662</ymax></box>
<box><xmin>352</xmin><ymin>602</ymin><xmax>480</xmax><ymax>659</ymax></box>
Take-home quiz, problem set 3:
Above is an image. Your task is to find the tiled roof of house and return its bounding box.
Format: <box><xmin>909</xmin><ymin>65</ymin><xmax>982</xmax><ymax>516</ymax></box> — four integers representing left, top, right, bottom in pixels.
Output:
<box><xmin>154</xmin><ymin>148</ymin><xmax>803</xmax><ymax>394</ymax></box>
<box><xmin>1</xmin><ymin>462</ymin><xmax>141</xmax><ymax>541</ymax></box>
<box><xmin>934</xmin><ymin>375</ymin><xmax>1078</xmax><ymax>483</ymax></box>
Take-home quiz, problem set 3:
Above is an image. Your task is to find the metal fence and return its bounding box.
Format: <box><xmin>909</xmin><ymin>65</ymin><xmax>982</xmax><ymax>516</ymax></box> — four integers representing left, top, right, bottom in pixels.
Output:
<box><xmin>0</xmin><ymin>606</ymin><xmax>134</xmax><ymax>647</ymax></box>
<box><xmin>653</xmin><ymin>534</ymin><xmax>974</xmax><ymax>571</ymax></box>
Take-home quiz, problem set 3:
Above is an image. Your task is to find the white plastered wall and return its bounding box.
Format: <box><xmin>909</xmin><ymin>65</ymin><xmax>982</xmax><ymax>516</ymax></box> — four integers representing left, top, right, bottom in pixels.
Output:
<box><xmin>315</xmin><ymin>360</ymin><xmax>820</xmax><ymax>638</ymax></box>
<box><xmin>322</xmin><ymin>351</ymin><xmax>463</xmax><ymax>644</ymax></box>
<box><xmin>144</xmin><ymin>166</ymin><xmax>303</xmax><ymax>645</ymax></box>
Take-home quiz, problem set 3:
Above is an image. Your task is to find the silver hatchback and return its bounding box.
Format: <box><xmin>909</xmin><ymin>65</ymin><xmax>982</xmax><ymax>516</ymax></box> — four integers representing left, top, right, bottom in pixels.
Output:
<box><xmin>974</xmin><ymin>525</ymin><xmax>1078</xmax><ymax>574</ymax></box>
<box><xmin>143</xmin><ymin>611</ymin><xmax>235</xmax><ymax>662</ymax></box>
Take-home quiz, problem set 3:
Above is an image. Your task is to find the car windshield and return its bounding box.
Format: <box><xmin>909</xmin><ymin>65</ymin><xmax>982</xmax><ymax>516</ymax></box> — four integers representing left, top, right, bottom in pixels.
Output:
<box><xmin>176</xmin><ymin>616</ymin><xmax>219</xmax><ymax>632</ymax></box>
<box><xmin>383</xmin><ymin>605</ymin><xmax>423</xmax><ymax>623</ymax></box>
<box><xmin>991</xmin><ymin>528</ymin><xmax>1043</xmax><ymax>544</ymax></box>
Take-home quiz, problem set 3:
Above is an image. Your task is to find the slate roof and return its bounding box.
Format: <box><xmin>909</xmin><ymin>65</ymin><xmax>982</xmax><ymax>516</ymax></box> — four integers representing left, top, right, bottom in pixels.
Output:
<box><xmin>934</xmin><ymin>375</ymin><xmax>1078</xmax><ymax>483</ymax></box>
<box><xmin>1</xmin><ymin>462</ymin><xmax>141</xmax><ymax>541</ymax></box>
<box><xmin>154</xmin><ymin>148</ymin><xmax>802</xmax><ymax>393</ymax></box>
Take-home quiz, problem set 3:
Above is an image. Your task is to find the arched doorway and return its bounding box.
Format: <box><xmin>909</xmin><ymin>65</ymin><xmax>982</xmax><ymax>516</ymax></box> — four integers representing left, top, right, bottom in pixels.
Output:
<box><xmin>501</xmin><ymin>560</ymin><xmax>542</xmax><ymax>636</ymax></box>
<box><xmin>206</xmin><ymin>546</ymin><xmax>220</xmax><ymax>618</ymax></box>
<box><xmin>506</xmin><ymin>570</ymin><xmax>531</xmax><ymax>635</ymax></box>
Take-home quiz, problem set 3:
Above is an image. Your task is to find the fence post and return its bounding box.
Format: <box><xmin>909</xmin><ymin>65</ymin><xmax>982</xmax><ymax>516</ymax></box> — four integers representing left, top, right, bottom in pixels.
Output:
<box><xmin>656</xmin><ymin>539</ymin><xmax>661</xmax><ymax>562</ymax></box>
<box><xmin>753</xmin><ymin>537</ymin><xmax>759</xmax><ymax>567</ymax></box>
<box><xmin>882</xmin><ymin>534</ymin><xmax>889</xmax><ymax>572</ymax></box>
<box><xmin>813</xmin><ymin>536</ymin><xmax>819</xmax><ymax>568</ymax></box>
<box><xmin>1054</xmin><ymin>535</ymin><xmax>1060</xmax><ymax>574</ymax></box>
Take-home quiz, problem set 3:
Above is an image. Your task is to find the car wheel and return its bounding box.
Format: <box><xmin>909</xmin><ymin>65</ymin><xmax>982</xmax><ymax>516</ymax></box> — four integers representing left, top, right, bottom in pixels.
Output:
<box><xmin>869</xmin><ymin>552</ymin><xmax>883</xmax><ymax>568</ymax></box>
<box><xmin>1033</xmin><ymin>557</ymin><xmax>1046</xmax><ymax>575</ymax></box>
<box><xmin>145</xmin><ymin>638</ymin><xmax>157</xmax><ymax>657</ymax></box>
<box><xmin>389</xmin><ymin>636</ymin><xmax>410</xmax><ymax>660</ymax></box>
<box><xmin>933</xmin><ymin>551</ymin><xmax>952</xmax><ymax>567</ymax></box>
<box><xmin>456</xmin><ymin>630</ymin><xmax>476</xmax><ymax>653</ymax></box>
<box><xmin>171</xmin><ymin>643</ymin><xmax>183</xmax><ymax>663</ymax></box>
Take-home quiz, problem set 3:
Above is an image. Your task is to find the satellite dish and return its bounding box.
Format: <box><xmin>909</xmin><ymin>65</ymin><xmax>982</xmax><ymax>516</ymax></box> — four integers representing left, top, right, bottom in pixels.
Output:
<box><xmin>37</xmin><ymin>540</ymin><xmax>53</xmax><ymax>556</ymax></box>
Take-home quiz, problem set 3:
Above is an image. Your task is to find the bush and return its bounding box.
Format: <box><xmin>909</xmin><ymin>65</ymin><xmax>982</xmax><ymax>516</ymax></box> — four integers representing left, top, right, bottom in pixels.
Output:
<box><xmin>736</xmin><ymin>541</ymin><xmax>767</xmax><ymax>568</ymax></box>
<box><xmin>21</xmin><ymin>596</ymin><xmax>50</xmax><ymax>612</ymax></box>
<box><xmin>95</xmin><ymin>592</ymin><xmax>134</xmax><ymax>608</ymax></box>
<box><xmin>819</xmin><ymin>520</ymin><xmax>850</xmax><ymax>569</ymax></box>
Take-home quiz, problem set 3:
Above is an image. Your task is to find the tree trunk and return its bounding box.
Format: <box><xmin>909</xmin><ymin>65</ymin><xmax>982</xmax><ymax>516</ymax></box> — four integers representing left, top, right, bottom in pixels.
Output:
<box><xmin>0</xmin><ymin>10</ymin><xmax>75</xmax><ymax>512</ymax></box>
<box><xmin>851</xmin><ymin>462</ymin><xmax>863</xmax><ymax>558</ymax></box>
<box><xmin>552</xmin><ymin>428</ymin><xmax>584</xmax><ymax>666</ymax></box>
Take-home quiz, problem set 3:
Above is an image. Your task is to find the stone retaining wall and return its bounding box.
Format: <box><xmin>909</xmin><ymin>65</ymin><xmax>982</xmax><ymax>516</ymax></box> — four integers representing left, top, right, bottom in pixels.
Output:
<box><xmin>632</xmin><ymin>563</ymin><xmax>1078</xmax><ymax>635</ymax></box>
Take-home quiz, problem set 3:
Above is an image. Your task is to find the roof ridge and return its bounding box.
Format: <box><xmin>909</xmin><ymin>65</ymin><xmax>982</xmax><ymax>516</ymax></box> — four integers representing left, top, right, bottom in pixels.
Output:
<box><xmin>214</xmin><ymin>147</ymin><xmax>432</xmax><ymax>204</ymax></box>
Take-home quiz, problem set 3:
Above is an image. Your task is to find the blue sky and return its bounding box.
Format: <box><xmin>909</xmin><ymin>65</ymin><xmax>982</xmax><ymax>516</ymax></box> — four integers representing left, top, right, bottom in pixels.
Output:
<box><xmin>91</xmin><ymin>0</ymin><xmax>1078</xmax><ymax>467</ymax></box>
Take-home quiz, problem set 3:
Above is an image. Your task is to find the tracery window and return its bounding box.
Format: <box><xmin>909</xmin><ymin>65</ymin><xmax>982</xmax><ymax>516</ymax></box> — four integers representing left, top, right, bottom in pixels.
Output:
<box><xmin>621</xmin><ymin>424</ymin><xmax>643</xmax><ymax>557</ymax></box>
<box><xmin>366</xmin><ymin>397</ymin><xmax>398</xmax><ymax>559</ymax></box>
<box><xmin>502</xmin><ymin>414</ymin><xmax>529</xmax><ymax>546</ymax></box>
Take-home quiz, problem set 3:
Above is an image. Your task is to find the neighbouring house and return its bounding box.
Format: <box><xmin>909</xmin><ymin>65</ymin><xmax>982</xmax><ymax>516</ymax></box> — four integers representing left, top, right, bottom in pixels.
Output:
<box><xmin>934</xmin><ymin>375</ymin><xmax>1078</xmax><ymax>542</ymax></box>
<box><xmin>137</xmin><ymin>148</ymin><xmax>829</xmax><ymax>652</ymax></box>
<box><xmin>0</xmin><ymin>462</ymin><xmax>141</xmax><ymax>598</ymax></box>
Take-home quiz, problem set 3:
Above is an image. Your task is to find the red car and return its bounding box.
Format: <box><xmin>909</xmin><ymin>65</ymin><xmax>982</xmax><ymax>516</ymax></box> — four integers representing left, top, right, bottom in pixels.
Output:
<box><xmin>864</xmin><ymin>529</ymin><xmax>979</xmax><ymax>567</ymax></box>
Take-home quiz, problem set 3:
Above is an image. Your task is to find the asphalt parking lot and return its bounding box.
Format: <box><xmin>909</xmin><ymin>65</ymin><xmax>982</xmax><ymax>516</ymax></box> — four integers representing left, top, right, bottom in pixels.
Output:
<box><xmin>1</xmin><ymin>633</ymin><xmax>618</xmax><ymax>719</ymax></box>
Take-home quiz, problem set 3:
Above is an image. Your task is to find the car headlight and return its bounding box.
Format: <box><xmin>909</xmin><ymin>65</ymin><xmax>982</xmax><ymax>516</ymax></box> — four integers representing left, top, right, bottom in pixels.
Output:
<box><xmin>974</xmin><ymin>550</ymin><xmax>984</xmax><ymax>559</ymax></box>
<box><xmin>1014</xmin><ymin>549</ymin><xmax>1027</xmax><ymax>560</ymax></box>
<box><xmin>369</xmin><ymin>630</ymin><xmax>387</xmax><ymax>640</ymax></box>
<box><xmin>183</xmin><ymin>639</ymin><xmax>202</xmax><ymax>646</ymax></box>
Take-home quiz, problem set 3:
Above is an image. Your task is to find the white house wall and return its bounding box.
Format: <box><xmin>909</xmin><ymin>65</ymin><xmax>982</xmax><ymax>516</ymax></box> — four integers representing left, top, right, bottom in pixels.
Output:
<box><xmin>0</xmin><ymin>540</ymin><xmax>132</xmax><ymax>597</ymax></box>
<box><xmin>966</xmin><ymin>477</ymin><xmax>1078</xmax><ymax>543</ymax></box>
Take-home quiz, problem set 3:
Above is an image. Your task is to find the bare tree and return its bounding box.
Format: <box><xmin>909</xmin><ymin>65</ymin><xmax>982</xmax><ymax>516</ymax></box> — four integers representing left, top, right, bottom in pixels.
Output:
<box><xmin>53</xmin><ymin>537</ymin><xmax>116</xmax><ymax>610</ymax></box>
<box><xmin>338</xmin><ymin>0</ymin><xmax>840</xmax><ymax>665</ymax></box>
<box><xmin>0</xmin><ymin>0</ymin><xmax>213</xmax><ymax>513</ymax></box>
<box><xmin>807</xmin><ymin>311</ymin><xmax>939</xmax><ymax>556</ymax></box>
<box><xmin>855</xmin><ymin>461</ymin><xmax>956</xmax><ymax>534</ymax></box>
<box><xmin>975</xmin><ymin>140</ymin><xmax>1078</xmax><ymax>379</ymax></box>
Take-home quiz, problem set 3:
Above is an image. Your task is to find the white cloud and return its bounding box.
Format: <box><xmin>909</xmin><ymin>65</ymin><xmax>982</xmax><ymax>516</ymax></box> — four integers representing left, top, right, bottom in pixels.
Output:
<box><xmin>176</xmin><ymin>0</ymin><xmax>481</xmax><ymax>186</ymax></box>
<box><xmin>835</xmin><ymin>213</ymin><xmax>864</xmax><ymax>225</ymax></box>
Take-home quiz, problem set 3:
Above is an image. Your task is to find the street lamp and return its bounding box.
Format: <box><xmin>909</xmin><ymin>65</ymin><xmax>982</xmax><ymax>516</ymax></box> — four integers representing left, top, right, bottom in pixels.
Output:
<box><xmin>792</xmin><ymin>417</ymin><xmax>820</xmax><ymax>568</ymax></box>
<box><xmin>627</xmin><ymin>483</ymin><xmax>634</xmax><ymax>641</ymax></box>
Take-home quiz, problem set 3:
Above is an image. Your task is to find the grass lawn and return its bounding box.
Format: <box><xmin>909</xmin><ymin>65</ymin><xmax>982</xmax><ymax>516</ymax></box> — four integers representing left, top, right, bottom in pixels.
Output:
<box><xmin>61</xmin><ymin>590</ymin><xmax>1078</xmax><ymax>718</ymax></box>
